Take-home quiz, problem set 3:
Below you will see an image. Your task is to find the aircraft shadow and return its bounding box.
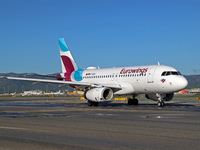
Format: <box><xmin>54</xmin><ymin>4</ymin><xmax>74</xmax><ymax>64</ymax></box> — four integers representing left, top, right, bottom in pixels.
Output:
<box><xmin>80</xmin><ymin>102</ymin><xmax>196</xmax><ymax>108</ymax></box>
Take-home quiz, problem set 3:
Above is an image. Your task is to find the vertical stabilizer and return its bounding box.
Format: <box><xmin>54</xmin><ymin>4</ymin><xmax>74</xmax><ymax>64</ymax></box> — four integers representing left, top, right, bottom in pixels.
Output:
<box><xmin>58</xmin><ymin>38</ymin><xmax>78</xmax><ymax>73</ymax></box>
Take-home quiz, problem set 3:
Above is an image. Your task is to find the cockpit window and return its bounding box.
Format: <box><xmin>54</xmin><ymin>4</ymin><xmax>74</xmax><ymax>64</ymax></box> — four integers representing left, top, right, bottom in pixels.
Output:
<box><xmin>161</xmin><ymin>71</ymin><xmax>166</xmax><ymax>76</ymax></box>
<box><xmin>171</xmin><ymin>71</ymin><xmax>179</xmax><ymax>75</ymax></box>
<box><xmin>161</xmin><ymin>71</ymin><xmax>181</xmax><ymax>76</ymax></box>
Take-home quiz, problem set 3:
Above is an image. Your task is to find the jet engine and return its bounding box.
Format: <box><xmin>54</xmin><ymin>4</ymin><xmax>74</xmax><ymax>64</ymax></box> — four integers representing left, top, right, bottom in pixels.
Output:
<box><xmin>84</xmin><ymin>87</ymin><xmax>113</xmax><ymax>102</ymax></box>
<box><xmin>145</xmin><ymin>93</ymin><xmax>174</xmax><ymax>101</ymax></box>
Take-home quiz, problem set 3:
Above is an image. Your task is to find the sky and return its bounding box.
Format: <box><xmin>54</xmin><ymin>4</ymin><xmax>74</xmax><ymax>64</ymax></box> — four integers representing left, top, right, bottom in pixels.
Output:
<box><xmin>0</xmin><ymin>0</ymin><xmax>200</xmax><ymax>75</ymax></box>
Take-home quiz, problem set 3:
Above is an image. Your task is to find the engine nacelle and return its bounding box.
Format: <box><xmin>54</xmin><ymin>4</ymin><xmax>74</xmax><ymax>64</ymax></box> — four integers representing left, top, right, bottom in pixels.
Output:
<box><xmin>145</xmin><ymin>93</ymin><xmax>174</xmax><ymax>101</ymax></box>
<box><xmin>84</xmin><ymin>87</ymin><xmax>113</xmax><ymax>102</ymax></box>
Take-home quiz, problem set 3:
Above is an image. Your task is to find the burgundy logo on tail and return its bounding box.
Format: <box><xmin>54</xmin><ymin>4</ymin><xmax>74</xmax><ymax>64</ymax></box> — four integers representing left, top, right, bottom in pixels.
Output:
<box><xmin>61</xmin><ymin>56</ymin><xmax>75</xmax><ymax>72</ymax></box>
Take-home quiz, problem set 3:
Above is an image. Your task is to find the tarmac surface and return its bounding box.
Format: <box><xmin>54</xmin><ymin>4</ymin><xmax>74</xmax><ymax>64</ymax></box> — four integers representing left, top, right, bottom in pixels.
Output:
<box><xmin>0</xmin><ymin>97</ymin><xmax>200</xmax><ymax>150</ymax></box>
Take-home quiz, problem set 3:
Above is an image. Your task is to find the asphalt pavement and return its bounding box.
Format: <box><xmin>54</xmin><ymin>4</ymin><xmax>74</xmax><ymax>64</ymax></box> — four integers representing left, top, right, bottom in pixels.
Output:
<box><xmin>0</xmin><ymin>97</ymin><xmax>200</xmax><ymax>150</ymax></box>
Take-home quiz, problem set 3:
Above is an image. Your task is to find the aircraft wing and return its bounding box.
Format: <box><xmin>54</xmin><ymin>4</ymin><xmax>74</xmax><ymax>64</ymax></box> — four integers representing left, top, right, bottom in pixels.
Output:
<box><xmin>28</xmin><ymin>73</ymin><xmax>64</xmax><ymax>80</ymax></box>
<box><xmin>0</xmin><ymin>76</ymin><xmax>122</xmax><ymax>90</ymax></box>
<box><xmin>1</xmin><ymin>76</ymin><xmax>91</xmax><ymax>87</ymax></box>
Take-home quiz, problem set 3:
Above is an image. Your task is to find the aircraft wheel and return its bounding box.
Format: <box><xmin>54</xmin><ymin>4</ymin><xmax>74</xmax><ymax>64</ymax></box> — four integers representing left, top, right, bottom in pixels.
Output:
<box><xmin>157</xmin><ymin>102</ymin><xmax>164</xmax><ymax>107</ymax></box>
<box><xmin>157</xmin><ymin>102</ymin><xmax>161</xmax><ymax>107</ymax></box>
<box><xmin>88</xmin><ymin>100</ymin><xmax>93</xmax><ymax>106</ymax></box>
<box><xmin>133</xmin><ymin>99</ymin><xmax>138</xmax><ymax>105</ymax></box>
<box><xmin>128</xmin><ymin>99</ymin><xmax>133</xmax><ymax>105</ymax></box>
<box><xmin>128</xmin><ymin>99</ymin><xmax>138</xmax><ymax>105</ymax></box>
<box><xmin>93</xmin><ymin>102</ymin><xmax>99</xmax><ymax>107</ymax></box>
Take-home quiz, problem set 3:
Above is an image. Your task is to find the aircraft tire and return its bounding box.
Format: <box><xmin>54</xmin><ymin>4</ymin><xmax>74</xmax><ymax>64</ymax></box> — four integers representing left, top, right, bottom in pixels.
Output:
<box><xmin>88</xmin><ymin>100</ymin><xmax>93</xmax><ymax>106</ymax></box>
<box><xmin>93</xmin><ymin>102</ymin><xmax>99</xmax><ymax>107</ymax></box>
<box><xmin>157</xmin><ymin>102</ymin><xmax>164</xmax><ymax>107</ymax></box>
<box><xmin>128</xmin><ymin>99</ymin><xmax>138</xmax><ymax>105</ymax></box>
<box><xmin>133</xmin><ymin>99</ymin><xmax>138</xmax><ymax>105</ymax></box>
<box><xmin>128</xmin><ymin>99</ymin><xmax>134</xmax><ymax>105</ymax></box>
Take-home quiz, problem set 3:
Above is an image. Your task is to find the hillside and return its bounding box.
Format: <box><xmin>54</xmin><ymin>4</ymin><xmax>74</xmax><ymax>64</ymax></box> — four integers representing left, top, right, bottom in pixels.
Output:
<box><xmin>0</xmin><ymin>73</ymin><xmax>199</xmax><ymax>93</ymax></box>
<box><xmin>0</xmin><ymin>73</ymin><xmax>73</xmax><ymax>93</ymax></box>
<box><xmin>184</xmin><ymin>75</ymin><xmax>200</xmax><ymax>89</ymax></box>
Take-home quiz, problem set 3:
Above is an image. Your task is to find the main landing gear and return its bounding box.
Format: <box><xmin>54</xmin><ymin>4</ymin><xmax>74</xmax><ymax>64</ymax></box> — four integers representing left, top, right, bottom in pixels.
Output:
<box><xmin>87</xmin><ymin>100</ymin><xmax>99</xmax><ymax>107</ymax></box>
<box><xmin>128</xmin><ymin>96</ymin><xmax>138</xmax><ymax>106</ymax></box>
<box><xmin>156</xmin><ymin>93</ymin><xmax>165</xmax><ymax>107</ymax></box>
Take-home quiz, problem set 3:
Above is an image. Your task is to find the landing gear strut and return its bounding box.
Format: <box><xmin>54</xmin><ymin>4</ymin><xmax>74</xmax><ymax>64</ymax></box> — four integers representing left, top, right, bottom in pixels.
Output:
<box><xmin>87</xmin><ymin>100</ymin><xmax>99</xmax><ymax>107</ymax></box>
<box><xmin>128</xmin><ymin>95</ymin><xmax>138</xmax><ymax>106</ymax></box>
<box><xmin>156</xmin><ymin>93</ymin><xmax>165</xmax><ymax>107</ymax></box>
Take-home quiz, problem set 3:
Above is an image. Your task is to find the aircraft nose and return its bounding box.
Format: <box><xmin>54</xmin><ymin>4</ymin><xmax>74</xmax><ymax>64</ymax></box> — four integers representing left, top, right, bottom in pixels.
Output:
<box><xmin>178</xmin><ymin>76</ymin><xmax>188</xmax><ymax>90</ymax></box>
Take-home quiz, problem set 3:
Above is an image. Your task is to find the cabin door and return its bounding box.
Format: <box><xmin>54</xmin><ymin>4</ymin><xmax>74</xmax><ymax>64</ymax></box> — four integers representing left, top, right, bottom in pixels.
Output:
<box><xmin>147</xmin><ymin>67</ymin><xmax>156</xmax><ymax>83</ymax></box>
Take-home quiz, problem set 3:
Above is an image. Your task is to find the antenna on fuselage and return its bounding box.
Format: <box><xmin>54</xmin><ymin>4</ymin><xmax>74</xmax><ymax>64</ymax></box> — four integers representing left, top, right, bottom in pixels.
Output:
<box><xmin>158</xmin><ymin>62</ymin><xmax>160</xmax><ymax>65</ymax></box>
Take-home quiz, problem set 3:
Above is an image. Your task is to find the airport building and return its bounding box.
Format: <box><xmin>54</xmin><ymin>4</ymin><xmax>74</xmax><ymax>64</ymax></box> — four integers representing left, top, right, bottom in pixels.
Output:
<box><xmin>22</xmin><ymin>90</ymin><xmax>43</xmax><ymax>96</ymax></box>
<box><xmin>178</xmin><ymin>88</ymin><xmax>200</xmax><ymax>94</ymax></box>
<box><xmin>190</xmin><ymin>88</ymin><xmax>200</xmax><ymax>94</ymax></box>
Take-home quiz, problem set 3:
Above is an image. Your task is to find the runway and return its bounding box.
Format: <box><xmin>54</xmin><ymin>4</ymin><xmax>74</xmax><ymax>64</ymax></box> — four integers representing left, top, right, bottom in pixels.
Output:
<box><xmin>0</xmin><ymin>97</ymin><xmax>200</xmax><ymax>150</ymax></box>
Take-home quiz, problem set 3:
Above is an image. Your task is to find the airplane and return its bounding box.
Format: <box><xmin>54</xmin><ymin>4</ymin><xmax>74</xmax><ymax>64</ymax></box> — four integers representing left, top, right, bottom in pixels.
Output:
<box><xmin>0</xmin><ymin>38</ymin><xmax>188</xmax><ymax>107</ymax></box>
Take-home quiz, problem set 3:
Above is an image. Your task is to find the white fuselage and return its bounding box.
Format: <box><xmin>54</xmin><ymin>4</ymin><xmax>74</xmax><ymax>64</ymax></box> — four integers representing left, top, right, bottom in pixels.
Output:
<box><xmin>71</xmin><ymin>65</ymin><xmax>188</xmax><ymax>95</ymax></box>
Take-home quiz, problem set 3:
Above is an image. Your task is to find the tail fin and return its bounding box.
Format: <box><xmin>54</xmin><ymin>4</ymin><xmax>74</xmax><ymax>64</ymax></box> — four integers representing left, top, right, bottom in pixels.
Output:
<box><xmin>58</xmin><ymin>38</ymin><xmax>78</xmax><ymax>73</ymax></box>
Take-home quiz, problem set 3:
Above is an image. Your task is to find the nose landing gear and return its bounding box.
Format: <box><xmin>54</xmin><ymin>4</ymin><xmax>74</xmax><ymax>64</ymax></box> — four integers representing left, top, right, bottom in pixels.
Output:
<box><xmin>156</xmin><ymin>93</ymin><xmax>165</xmax><ymax>107</ymax></box>
<box><xmin>157</xmin><ymin>101</ymin><xmax>165</xmax><ymax>107</ymax></box>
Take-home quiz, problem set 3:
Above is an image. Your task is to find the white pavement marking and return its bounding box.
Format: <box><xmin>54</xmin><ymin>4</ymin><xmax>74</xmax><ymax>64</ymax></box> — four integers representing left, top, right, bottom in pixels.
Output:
<box><xmin>0</xmin><ymin>126</ymin><xmax>50</xmax><ymax>133</ymax></box>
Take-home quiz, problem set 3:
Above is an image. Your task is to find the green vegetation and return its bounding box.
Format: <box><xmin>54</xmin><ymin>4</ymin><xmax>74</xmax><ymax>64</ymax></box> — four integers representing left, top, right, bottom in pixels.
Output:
<box><xmin>0</xmin><ymin>73</ymin><xmax>73</xmax><ymax>94</ymax></box>
<box><xmin>185</xmin><ymin>75</ymin><xmax>200</xmax><ymax>89</ymax></box>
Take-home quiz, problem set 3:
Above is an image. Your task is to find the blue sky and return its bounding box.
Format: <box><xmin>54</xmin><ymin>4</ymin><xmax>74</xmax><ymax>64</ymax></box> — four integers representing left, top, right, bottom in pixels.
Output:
<box><xmin>0</xmin><ymin>0</ymin><xmax>199</xmax><ymax>75</ymax></box>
